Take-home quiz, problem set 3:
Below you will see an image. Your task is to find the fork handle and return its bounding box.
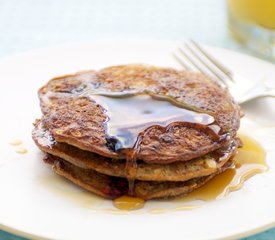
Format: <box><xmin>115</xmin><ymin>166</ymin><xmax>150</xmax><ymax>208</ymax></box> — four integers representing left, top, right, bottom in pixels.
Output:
<box><xmin>239</xmin><ymin>88</ymin><xmax>275</xmax><ymax>104</ymax></box>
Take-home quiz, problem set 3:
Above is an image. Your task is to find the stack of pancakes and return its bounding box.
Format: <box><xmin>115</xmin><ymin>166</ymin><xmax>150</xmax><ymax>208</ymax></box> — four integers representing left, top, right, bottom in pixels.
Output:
<box><xmin>32</xmin><ymin>64</ymin><xmax>242</xmax><ymax>200</ymax></box>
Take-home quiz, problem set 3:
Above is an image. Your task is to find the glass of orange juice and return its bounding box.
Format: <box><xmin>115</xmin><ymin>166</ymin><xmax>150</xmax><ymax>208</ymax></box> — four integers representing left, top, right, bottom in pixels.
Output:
<box><xmin>227</xmin><ymin>0</ymin><xmax>275</xmax><ymax>61</ymax></box>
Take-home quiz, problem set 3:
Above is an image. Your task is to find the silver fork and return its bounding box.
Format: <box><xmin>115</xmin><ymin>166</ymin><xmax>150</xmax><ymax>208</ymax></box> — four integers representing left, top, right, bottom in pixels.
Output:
<box><xmin>173</xmin><ymin>40</ymin><xmax>275</xmax><ymax>104</ymax></box>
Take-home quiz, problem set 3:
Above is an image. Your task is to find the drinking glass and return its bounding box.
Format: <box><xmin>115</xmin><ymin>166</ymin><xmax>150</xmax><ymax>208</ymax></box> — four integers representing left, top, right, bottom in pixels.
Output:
<box><xmin>227</xmin><ymin>0</ymin><xmax>275</xmax><ymax>61</ymax></box>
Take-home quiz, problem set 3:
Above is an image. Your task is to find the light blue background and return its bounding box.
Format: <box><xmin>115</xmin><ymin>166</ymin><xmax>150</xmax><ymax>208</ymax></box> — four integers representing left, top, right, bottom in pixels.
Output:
<box><xmin>0</xmin><ymin>0</ymin><xmax>274</xmax><ymax>239</ymax></box>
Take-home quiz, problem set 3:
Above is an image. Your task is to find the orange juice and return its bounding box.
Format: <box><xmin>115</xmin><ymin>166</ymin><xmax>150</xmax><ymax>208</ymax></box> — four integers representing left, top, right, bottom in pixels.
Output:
<box><xmin>228</xmin><ymin>0</ymin><xmax>275</xmax><ymax>29</ymax></box>
<box><xmin>227</xmin><ymin>0</ymin><xmax>275</xmax><ymax>60</ymax></box>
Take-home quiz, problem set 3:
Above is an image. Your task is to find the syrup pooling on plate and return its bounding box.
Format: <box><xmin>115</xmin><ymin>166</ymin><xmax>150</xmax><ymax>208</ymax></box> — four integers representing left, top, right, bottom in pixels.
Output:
<box><xmin>114</xmin><ymin>135</ymin><xmax>267</xmax><ymax>211</ymax></box>
<box><xmin>9</xmin><ymin>139</ymin><xmax>22</xmax><ymax>146</ymax></box>
<box><xmin>87</xmin><ymin>91</ymin><xmax>225</xmax><ymax>194</ymax></box>
<box><xmin>177</xmin><ymin>134</ymin><xmax>267</xmax><ymax>202</ymax></box>
<box><xmin>113</xmin><ymin>195</ymin><xmax>145</xmax><ymax>211</ymax></box>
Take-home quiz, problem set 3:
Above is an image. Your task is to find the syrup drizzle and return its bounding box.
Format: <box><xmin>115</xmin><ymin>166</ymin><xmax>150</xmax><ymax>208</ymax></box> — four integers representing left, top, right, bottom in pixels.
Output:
<box><xmin>88</xmin><ymin>91</ymin><xmax>224</xmax><ymax>194</ymax></box>
<box><xmin>90</xmin><ymin>93</ymin><xmax>221</xmax><ymax>149</ymax></box>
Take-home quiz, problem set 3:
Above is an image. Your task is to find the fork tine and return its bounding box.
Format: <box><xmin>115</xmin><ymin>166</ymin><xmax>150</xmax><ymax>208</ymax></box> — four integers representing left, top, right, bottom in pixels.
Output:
<box><xmin>178</xmin><ymin>47</ymin><xmax>209</xmax><ymax>76</ymax></box>
<box><xmin>190</xmin><ymin>40</ymin><xmax>235</xmax><ymax>82</ymax></box>
<box><xmin>178</xmin><ymin>47</ymin><xmax>228</xmax><ymax>87</ymax></box>
<box><xmin>185</xmin><ymin>43</ymin><xmax>228</xmax><ymax>86</ymax></box>
<box><xmin>172</xmin><ymin>52</ymin><xmax>191</xmax><ymax>70</ymax></box>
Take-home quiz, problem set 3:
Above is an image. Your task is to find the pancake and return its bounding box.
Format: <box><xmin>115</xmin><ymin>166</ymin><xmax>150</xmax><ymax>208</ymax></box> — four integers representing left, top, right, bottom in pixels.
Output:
<box><xmin>38</xmin><ymin>64</ymin><xmax>241</xmax><ymax>164</ymax></box>
<box><xmin>44</xmin><ymin>154</ymin><xmax>232</xmax><ymax>200</ymax></box>
<box><xmin>33</xmin><ymin>64</ymin><xmax>242</xmax><ymax>201</ymax></box>
<box><xmin>33</xmin><ymin>121</ymin><xmax>238</xmax><ymax>182</ymax></box>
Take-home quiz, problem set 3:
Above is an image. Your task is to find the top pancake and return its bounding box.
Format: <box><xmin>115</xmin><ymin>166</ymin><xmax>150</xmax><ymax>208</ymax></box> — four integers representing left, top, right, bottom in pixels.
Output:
<box><xmin>38</xmin><ymin>64</ymin><xmax>241</xmax><ymax>163</ymax></box>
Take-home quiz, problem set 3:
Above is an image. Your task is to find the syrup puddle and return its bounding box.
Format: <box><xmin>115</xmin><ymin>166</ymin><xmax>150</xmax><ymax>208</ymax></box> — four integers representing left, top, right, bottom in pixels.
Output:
<box><xmin>9</xmin><ymin>138</ymin><xmax>28</xmax><ymax>154</ymax></box>
<box><xmin>114</xmin><ymin>134</ymin><xmax>267</xmax><ymax>211</ymax></box>
<box><xmin>113</xmin><ymin>196</ymin><xmax>145</xmax><ymax>211</ymax></box>
<box><xmin>179</xmin><ymin>134</ymin><xmax>267</xmax><ymax>203</ymax></box>
<box><xmin>9</xmin><ymin>139</ymin><xmax>22</xmax><ymax>146</ymax></box>
<box><xmin>14</xmin><ymin>147</ymin><xmax>28</xmax><ymax>154</ymax></box>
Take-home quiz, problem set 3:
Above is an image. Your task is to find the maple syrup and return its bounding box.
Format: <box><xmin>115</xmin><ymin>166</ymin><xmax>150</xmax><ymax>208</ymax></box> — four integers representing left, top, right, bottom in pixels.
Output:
<box><xmin>8</xmin><ymin>139</ymin><xmax>28</xmax><ymax>154</ymax></box>
<box><xmin>179</xmin><ymin>134</ymin><xmax>267</xmax><ymax>202</ymax></box>
<box><xmin>89</xmin><ymin>93</ymin><xmax>221</xmax><ymax>150</ymax></box>
<box><xmin>46</xmin><ymin>86</ymin><xmax>266</xmax><ymax>211</ymax></box>
<box><xmin>89</xmin><ymin>91</ymin><xmax>223</xmax><ymax>194</ymax></box>
<box><xmin>14</xmin><ymin>147</ymin><xmax>28</xmax><ymax>154</ymax></box>
<box><xmin>9</xmin><ymin>139</ymin><xmax>22</xmax><ymax>146</ymax></box>
<box><xmin>113</xmin><ymin>195</ymin><xmax>145</xmax><ymax>211</ymax></box>
<box><xmin>113</xmin><ymin>134</ymin><xmax>267</xmax><ymax>211</ymax></box>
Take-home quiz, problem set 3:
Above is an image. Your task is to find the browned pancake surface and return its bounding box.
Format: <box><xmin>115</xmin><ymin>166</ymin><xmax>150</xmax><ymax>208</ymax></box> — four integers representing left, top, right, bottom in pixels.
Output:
<box><xmin>45</xmin><ymin>154</ymin><xmax>231</xmax><ymax>200</ymax></box>
<box><xmin>33</xmin><ymin>121</ymin><xmax>237</xmax><ymax>182</ymax></box>
<box><xmin>38</xmin><ymin>65</ymin><xmax>241</xmax><ymax>163</ymax></box>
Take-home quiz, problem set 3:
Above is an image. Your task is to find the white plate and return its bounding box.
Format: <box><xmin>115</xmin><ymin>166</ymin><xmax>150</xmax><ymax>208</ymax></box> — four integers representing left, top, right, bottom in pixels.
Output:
<box><xmin>0</xmin><ymin>40</ymin><xmax>275</xmax><ymax>240</ymax></box>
